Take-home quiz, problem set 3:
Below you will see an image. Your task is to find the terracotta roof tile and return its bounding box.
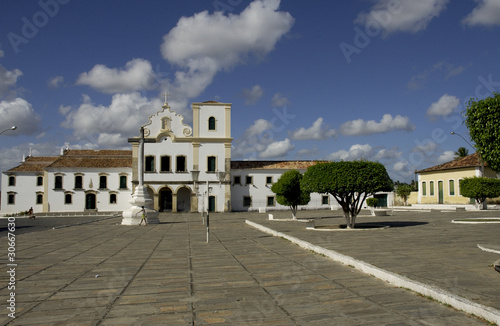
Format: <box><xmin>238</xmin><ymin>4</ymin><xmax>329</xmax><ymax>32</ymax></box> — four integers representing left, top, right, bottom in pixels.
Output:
<box><xmin>416</xmin><ymin>153</ymin><xmax>485</xmax><ymax>173</ymax></box>
<box><xmin>7</xmin><ymin>156</ymin><xmax>58</xmax><ymax>172</ymax></box>
<box><xmin>48</xmin><ymin>150</ymin><xmax>132</xmax><ymax>168</ymax></box>
<box><xmin>231</xmin><ymin>160</ymin><xmax>324</xmax><ymax>170</ymax></box>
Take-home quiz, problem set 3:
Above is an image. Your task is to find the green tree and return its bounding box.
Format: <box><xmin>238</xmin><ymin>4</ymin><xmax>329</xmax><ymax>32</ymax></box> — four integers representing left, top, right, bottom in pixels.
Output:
<box><xmin>464</xmin><ymin>92</ymin><xmax>500</xmax><ymax>171</ymax></box>
<box><xmin>459</xmin><ymin>177</ymin><xmax>500</xmax><ymax>209</ymax></box>
<box><xmin>396</xmin><ymin>184</ymin><xmax>413</xmax><ymax>205</ymax></box>
<box><xmin>271</xmin><ymin>170</ymin><xmax>310</xmax><ymax>219</ymax></box>
<box><xmin>301</xmin><ymin>161</ymin><xmax>393</xmax><ymax>228</ymax></box>
<box><xmin>454</xmin><ymin>147</ymin><xmax>469</xmax><ymax>159</ymax></box>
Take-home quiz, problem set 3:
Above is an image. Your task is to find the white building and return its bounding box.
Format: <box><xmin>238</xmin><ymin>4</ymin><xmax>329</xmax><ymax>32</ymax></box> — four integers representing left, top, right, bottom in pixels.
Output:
<box><xmin>1</xmin><ymin>99</ymin><xmax>379</xmax><ymax>215</ymax></box>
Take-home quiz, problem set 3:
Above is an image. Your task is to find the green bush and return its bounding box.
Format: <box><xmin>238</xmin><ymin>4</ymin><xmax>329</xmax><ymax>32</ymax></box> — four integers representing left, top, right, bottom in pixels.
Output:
<box><xmin>366</xmin><ymin>198</ymin><xmax>378</xmax><ymax>207</ymax></box>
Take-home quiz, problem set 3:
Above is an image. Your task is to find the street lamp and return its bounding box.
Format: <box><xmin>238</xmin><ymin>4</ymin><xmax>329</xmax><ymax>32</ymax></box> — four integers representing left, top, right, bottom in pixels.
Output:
<box><xmin>0</xmin><ymin>126</ymin><xmax>17</xmax><ymax>135</ymax></box>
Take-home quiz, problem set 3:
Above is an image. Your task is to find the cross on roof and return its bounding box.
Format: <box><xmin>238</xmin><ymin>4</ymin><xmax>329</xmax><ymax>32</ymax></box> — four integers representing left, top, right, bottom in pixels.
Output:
<box><xmin>163</xmin><ymin>91</ymin><xmax>171</xmax><ymax>105</ymax></box>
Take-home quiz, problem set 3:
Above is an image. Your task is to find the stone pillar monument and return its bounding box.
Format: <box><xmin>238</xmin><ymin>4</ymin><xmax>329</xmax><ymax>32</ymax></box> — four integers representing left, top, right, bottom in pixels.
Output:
<box><xmin>122</xmin><ymin>127</ymin><xmax>159</xmax><ymax>225</ymax></box>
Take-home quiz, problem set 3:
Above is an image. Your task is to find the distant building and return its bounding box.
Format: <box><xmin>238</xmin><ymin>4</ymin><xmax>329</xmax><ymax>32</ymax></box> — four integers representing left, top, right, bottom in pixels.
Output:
<box><xmin>1</xmin><ymin>100</ymin><xmax>343</xmax><ymax>215</ymax></box>
<box><xmin>415</xmin><ymin>153</ymin><xmax>497</xmax><ymax>205</ymax></box>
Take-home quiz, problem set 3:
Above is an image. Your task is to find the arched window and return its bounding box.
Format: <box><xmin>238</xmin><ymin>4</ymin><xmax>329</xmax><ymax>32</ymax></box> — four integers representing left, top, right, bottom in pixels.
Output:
<box><xmin>145</xmin><ymin>156</ymin><xmax>155</xmax><ymax>172</ymax></box>
<box><xmin>99</xmin><ymin>175</ymin><xmax>107</xmax><ymax>189</ymax></box>
<box><xmin>119</xmin><ymin>175</ymin><xmax>127</xmax><ymax>189</ymax></box>
<box><xmin>8</xmin><ymin>176</ymin><xmax>15</xmax><ymax>186</ymax></box>
<box><xmin>75</xmin><ymin>175</ymin><xmax>83</xmax><ymax>189</ymax></box>
<box><xmin>55</xmin><ymin>175</ymin><xmax>63</xmax><ymax>189</ymax></box>
<box><xmin>208</xmin><ymin>116</ymin><xmax>216</xmax><ymax>131</ymax></box>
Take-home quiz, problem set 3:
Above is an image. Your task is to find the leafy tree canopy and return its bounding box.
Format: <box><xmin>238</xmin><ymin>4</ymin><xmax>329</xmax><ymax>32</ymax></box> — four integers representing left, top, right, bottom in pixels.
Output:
<box><xmin>465</xmin><ymin>92</ymin><xmax>500</xmax><ymax>171</ymax></box>
<box><xmin>454</xmin><ymin>147</ymin><xmax>469</xmax><ymax>159</ymax></box>
<box><xmin>271</xmin><ymin>169</ymin><xmax>310</xmax><ymax>219</ymax></box>
<box><xmin>301</xmin><ymin>161</ymin><xmax>393</xmax><ymax>228</ymax></box>
<box><xmin>459</xmin><ymin>177</ymin><xmax>500</xmax><ymax>207</ymax></box>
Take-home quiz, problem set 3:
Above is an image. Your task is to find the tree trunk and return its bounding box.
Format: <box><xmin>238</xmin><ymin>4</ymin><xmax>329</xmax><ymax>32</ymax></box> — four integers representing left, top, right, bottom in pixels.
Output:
<box><xmin>291</xmin><ymin>206</ymin><xmax>297</xmax><ymax>220</ymax></box>
<box><xmin>343</xmin><ymin>210</ymin><xmax>356</xmax><ymax>229</ymax></box>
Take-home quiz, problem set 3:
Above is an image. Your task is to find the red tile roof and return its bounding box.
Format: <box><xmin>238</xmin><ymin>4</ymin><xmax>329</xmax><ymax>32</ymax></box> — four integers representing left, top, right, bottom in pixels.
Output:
<box><xmin>416</xmin><ymin>153</ymin><xmax>485</xmax><ymax>173</ymax></box>
<box><xmin>231</xmin><ymin>160</ymin><xmax>324</xmax><ymax>170</ymax></box>
<box><xmin>48</xmin><ymin>150</ymin><xmax>132</xmax><ymax>168</ymax></box>
<box><xmin>7</xmin><ymin>156</ymin><xmax>58</xmax><ymax>172</ymax></box>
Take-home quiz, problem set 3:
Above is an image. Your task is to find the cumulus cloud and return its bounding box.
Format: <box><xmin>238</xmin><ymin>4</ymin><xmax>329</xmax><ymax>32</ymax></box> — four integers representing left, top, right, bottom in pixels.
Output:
<box><xmin>463</xmin><ymin>0</ymin><xmax>500</xmax><ymax>27</ymax></box>
<box><xmin>289</xmin><ymin>117</ymin><xmax>336</xmax><ymax>140</ymax></box>
<box><xmin>0</xmin><ymin>98</ymin><xmax>41</xmax><ymax>135</ymax></box>
<box><xmin>355</xmin><ymin>0</ymin><xmax>448</xmax><ymax>35</ymax></box>
<box><xmin>427</xmin><ymin>94</ymin><xmax>460</xmax><ymax>117</ymax></box>
<box><xmin>48</xmin><ymin>76</ymin><xmax>64</xmax><ymax>89</ymax></box>
<box><xmin>340</xmin><ymin>114</ymin><xmax>415</xmax><ymax>136</ymax></box>
<box><xmin>160</xmin><ymin>0</ymin><xmax>294</xmax><ymax>100</ymax></box>
<box><xmin>271</xmin><ymin>93</ymin><xmax>290</xmax><ymax>107</ymax></box>
<box><xmin>259</xmin><ymin>138</ymin><xmax>294</xmax><ymax>158</ymax></box>
<box><xmin>437</xmin><ymin>150</ymin><xmax>455</xmax><ymax>163</ymax></box>
<box><xmin>0</xmin><ymin>65</ymin><xmax>22</xmax><ymax>98</ymax></box>
<box><xmin>374</xmin><ymin>148</ymin><xmax>402</xmax><ymax>160</ymax></box>
<box><xmin>241</xmin><ymin>85</ymin><xmax>263</xmax><ymax>105</ymax></box>
<box><xmin>297</xmin><ymin>147</ymin><xmax>319</xmax><ymax>157</ymax></box>
<box><xmin>412</xmin><ymin>140</ymin><xmax>437</xmax><ymax>154</ymax></box>
<box><xmin>76</xmin><ymin>58</ymin><xmax>158</xmax><ymax>94</ymax></box>
<box><xmin>327</xmin><ymin>144</ymin><xmax>374</xmax><ymax>161</ymax></box>
<box><xmin>232</xmin><ymin>119</ymin><xmax>273</xmax><ymax>158</ymax></box>
<box><xmin>60</xmin><ymin>92</ymin><xmax>163</xmax><ymax>147</ymax></box>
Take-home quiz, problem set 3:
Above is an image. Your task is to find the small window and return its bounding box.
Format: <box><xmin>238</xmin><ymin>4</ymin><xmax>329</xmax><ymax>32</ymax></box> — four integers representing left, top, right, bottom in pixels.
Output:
<box><xmin>8</xmin><ymin>176</ymin><xmax>15</xmax><ymax>186</ymax></box>
<box><xmin>266</xmin><ymin>176</ymin><xmax>273</xmax><ymax>185</ymax></box>
<box><xmin>430</xmin><ymin>181</ymin><xmax>434</xmax><ymax>196</ymax></box>
<box><xmin>243</xmin><ymin>196</ymin><xmax>252</xmax><ymax>207</ymax></box>
<box><xmin>64</xmin><ymin>193</ymin><xmax>72</xmax><ymax>204</ymax></box>
<box><xmin>422</xmin><ymin>181</ymin><xmax>427</xmax><ymax>196</ymax></box>
<box><xmin>75</xmin><ymin>175</ymin><xmax>83</xmax><ymax>189</ymax></box>
<box><xmin>208</xmin><ymin>116</ymin><xmax>216</xmax><ymax>131</ymax></box>
<box><xmin>233</xmin><ymin>176</ymin><xmax>241</xmax><ymax>185</ymax></box>
<box><xmin>267</xmin><ymin>196</ymin><xmax>275</xmax><ymax>207</ymax></box>
<box><xmin>322</xmin><ymin>195</ymin><xmax>329</xmax><ymax>205</ymax></box>
<box><xmin>160</xmin><ymin>156</ymin><xmax>171</xmax><ymax>172</ymax></box>
<box><xmin>110</xmin><ymin>194</ymin><xmax>117</xmax><ymax>204</ymax></box>
<box><xmin>145</xmin><ymin>156</ymin><xmax>155</xmax><ymax>172</ymax></box>
<box><xmin>37</xmin><ymin>176</ymin><xmax>43</xmax><ymax>186</ymax></box>
<box><xmin>207</xmin><ymin>156</ymin><xmax>216</xmax><ymax>172</ymax></box>
<box><xmin>36</xmin><ymin>193</ymin><xmax>43</xmax><ymax>204</ymax></box>
<box><xmin>119</xmin><ymin>175</ymin><xmax>127</xmax><ymax>189</ymax></box>
<box><xmin>246</xmin><ymin>176</ymin><xmax>253</xmax><ymax>185</ymax></box>
<box><xmin>99</xmin><ymin>176</ymin><xmax>107</xmax><ymax>189</ymax></box>
<box><xmin>449</xmin><ymin>180</ymin><xmax>455</xmax><ymax>196</ymax></box>
<box><xmin>7</xmin><ymin>193</ymin><xmax>15</xmax><ymax>204</ymax></box>
<box><xmin>176</xmin><ymin>156</ymin><xmax>186</xmax><ymax>172</ymax></box>
<box><xmin>55</xmin><ymin>176</ymin><xmax>63</xmax><ymax>189</ymax></box>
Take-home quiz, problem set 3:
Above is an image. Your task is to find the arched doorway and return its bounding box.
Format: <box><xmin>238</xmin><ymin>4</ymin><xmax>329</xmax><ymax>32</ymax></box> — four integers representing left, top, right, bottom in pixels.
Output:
<box><xmin>177</xmin><ymin>187</ymin><xmax>191</xmax><ymax>212</ymax></box>
<box><xmin>85</xmin><ymin>193</ymin><xmax>96</xmax><ymax>210</ymax></box>
<box><xmin>159</xmin><ymin>188</ymin><xmax>172</xmax><ymax>212</ymax></box>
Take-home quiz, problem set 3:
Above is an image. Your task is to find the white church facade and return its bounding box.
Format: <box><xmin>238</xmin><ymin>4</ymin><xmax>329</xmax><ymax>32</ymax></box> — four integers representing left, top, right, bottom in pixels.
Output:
<box><xmin>1</xmin><ymin>100</ymin><xmax>343</xmax><ymax>215</ymax></box>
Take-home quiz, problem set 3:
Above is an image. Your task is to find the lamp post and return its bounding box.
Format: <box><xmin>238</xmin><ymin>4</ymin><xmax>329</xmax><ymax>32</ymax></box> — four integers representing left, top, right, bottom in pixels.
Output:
<box><xmin>0</xmin><ymin>126</ymin><xmax>17</xmax><ymax>135</ymax></box>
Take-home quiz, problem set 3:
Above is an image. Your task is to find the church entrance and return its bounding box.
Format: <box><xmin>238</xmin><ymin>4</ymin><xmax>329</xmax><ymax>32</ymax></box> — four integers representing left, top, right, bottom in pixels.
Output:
<box><xmin>159</xmin><ymin>188</ymin><xmax>172</xmax><ymax>212</ymax></box>
<box><xmin>85</xmin><ymin>193</ymin><xmax>96</xmax><ymax>210</ymax></box>
<box><xmin>176</xmin><ymin>187</ymin><xmax>191</xmax><ymax>212</ymax></box>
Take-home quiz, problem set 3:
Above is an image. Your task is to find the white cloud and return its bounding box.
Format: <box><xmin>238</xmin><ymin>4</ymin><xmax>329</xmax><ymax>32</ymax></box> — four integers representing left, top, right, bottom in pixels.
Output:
<box><xmin>0</xmin><ymin>49</ymin><xmax>4</xmax><ymax>58</ymax></box>
<box><xmin>297</xmin><ymin>147</ymin><xmax>319</xmax><ymax>157</ymax></box>
<box><xmin>355</xmin><ymin>0</ymin><xmax>448</xmax><ymax>35</ymax></box>
<box><xmin>259</xmin><ymin>138</ymin><xmax>294</xmax><ymax>158</ymax></box>
<box><xmin>407</xmin><ymin>62</ymin><xmax>466</xmax><ymax>90</ymax></box>
<box><xmin>340</xmin><ymin>114</ymin><xmax>415</xmax><ymax>136</ymax></box>
<box><xmin>271</xmin><ymin>93</ymin><xmax>290</xmax><ymax>107</ymax></box>
<box><xmin>232</xmin><ymin>119</ymin><xmax>273</xmax><ymax>158</ymax></box>
<box><xmin>412</xmin><ymin>141</ymin><xmax>437</xmax><ymax>154</ymax></box>
<box><xmin>0</xmin><ymin>98</ymin><xmax>41</xmax><ymax>135</ymax></box>
<box><xmin>437</xmin><ymin>150</ymin><xmax>455</xmax><ymax>163</ymax></box>
<box><xmin>60</xmin><ymin>92</ymin><xmax>163</xmax><ymax>147</ymax></box>
<box><xmin>327</xmin><ymin>144</ymin><xmax>374</xmax><ymax>161</ymax></box>
<box><xmin>290</xmin><ymin>117</ymin><xmax>336</xmax><ymax>140</ymax></box>
<box><xmin>48</xmin><ymin>76</ymin><xmax>64</xmax><ymax>89</ymax></box>
<box><xmin>241</xmin><ymin>85</ymin><xmax>263</xmax><ymax>105</ymax></box>
<box><xmin>427</xmin><ymin>94</ymin><xmax>460</xmax><ymax>117</ymax></box>
<box><xmin>0</xmin><ymin>65</ymin><xmax>22</xmax><ymax>98</ymax></box>
<box><xmin>374</xmin><ymin>148</ymin><xmax>402</xmax><ymax>160</ymax></box>
<box><xmin>463</xmin><ymin>0</ymin><xmax>500</xmax><ymax>27</ymax></box>
<box><xmin>160</xmin><ymin>0</ymin><xmax>294</xmax><ymax>100</ymax></box>
<box><xmin>76</xmin><ymin>58</ymin><xmax>157</xmax><ymax>94</ymax></box>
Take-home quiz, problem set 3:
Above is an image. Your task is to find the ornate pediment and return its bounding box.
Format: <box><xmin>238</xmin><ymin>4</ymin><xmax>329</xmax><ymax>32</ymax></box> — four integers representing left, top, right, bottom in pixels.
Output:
<box><xmin>142</xmin><ymin>102</ymin><xmax>192</xmax><ymax>142</ymax></box>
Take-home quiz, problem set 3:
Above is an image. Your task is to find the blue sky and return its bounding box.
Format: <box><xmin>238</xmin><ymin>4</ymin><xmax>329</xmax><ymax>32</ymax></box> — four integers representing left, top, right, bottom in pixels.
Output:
<box><xmin>1</xmin><ymin>0</ymin><xmax>500</xmax><ymax>183</ymax></box>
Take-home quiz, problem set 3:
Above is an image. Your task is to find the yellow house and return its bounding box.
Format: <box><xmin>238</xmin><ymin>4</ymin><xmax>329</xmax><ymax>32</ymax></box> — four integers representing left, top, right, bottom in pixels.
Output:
<box><xmin>416</xmin><ymin>153</ymin><xmax>497</xmax><ymax>204</ymax></box>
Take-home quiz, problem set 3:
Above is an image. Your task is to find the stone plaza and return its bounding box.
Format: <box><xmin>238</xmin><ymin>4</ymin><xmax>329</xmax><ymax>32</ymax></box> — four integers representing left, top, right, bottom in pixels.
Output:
<box><xmin>1</xmin><ymin>209</ymin><xmax>500</xmax><ymax>325</ymax></box>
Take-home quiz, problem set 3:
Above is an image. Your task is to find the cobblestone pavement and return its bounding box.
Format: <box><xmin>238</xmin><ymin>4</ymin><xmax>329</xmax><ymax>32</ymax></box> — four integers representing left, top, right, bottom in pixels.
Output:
<box><xmin>0</xmin><ymin>210</ymin><xmax>497</xmax><ymax>325</ymax></box>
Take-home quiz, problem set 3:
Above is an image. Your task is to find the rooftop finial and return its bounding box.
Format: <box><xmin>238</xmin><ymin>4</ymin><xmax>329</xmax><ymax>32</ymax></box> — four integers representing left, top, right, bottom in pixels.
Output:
<box><xmin>163</xmin><ymin>91</ymin><xmax>171</xmax><ymax>108</ymax></box>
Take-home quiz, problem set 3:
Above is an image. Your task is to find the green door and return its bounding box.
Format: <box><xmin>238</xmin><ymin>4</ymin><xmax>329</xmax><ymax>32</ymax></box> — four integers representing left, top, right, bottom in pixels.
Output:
<box><xmin>85</xmin><ymin>193</ymin><xmax>96</xmax><ymax>210</ymax></box>
<box><xmin>374</xmin><ymin>194</ymin><xmax>387</xmax><ymax>207</ymax></box>
<box><xmin>438</xmin><ymin>181</ymin><xmax>444</xmax><ymax>204</ymax></box>
<box><xmin>208</xmin><ymin>196</ymin><xmax>216</xmax><ymax>212</ymax></box>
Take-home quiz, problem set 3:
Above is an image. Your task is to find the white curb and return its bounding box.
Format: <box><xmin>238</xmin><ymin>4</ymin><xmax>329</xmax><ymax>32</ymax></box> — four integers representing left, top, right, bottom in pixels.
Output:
<box><xmin>245</xmin><ymin>220</ymin><xmax>500</xmax><ymax>325</ymax></box>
